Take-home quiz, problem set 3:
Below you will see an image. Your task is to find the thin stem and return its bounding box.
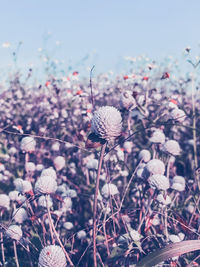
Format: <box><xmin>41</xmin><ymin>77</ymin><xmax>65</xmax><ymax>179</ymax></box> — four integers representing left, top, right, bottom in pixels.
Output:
<box><xmin>93</xmin><ymin>143</ymin><xmax>107</xmax><ymax>267</ymax></box>
<box><xmin>13</xmin><ymin>240</ymin><xmax>19</xmax><ymax>267</ymax></box>
<box><xmin>0</xmin><ymin>232</ymin><xmax>5</xmax><ymax>265</ymax></box>
<box><xmin>45</xmin><ymin>195</ymin><xmax>55</xmax><ymax>244</ymax></box>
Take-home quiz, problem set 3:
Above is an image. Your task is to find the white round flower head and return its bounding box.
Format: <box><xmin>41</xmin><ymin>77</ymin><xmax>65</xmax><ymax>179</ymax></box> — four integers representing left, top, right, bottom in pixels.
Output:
<box><xmin>13</xmin><ymin>208</ymin><xmax>28</xmax><ymax>224</ymax></box>
<box><xmin>65</xmin><ymin>189</ymin><xmax>77</xmax><ymax>198</ymax></box>
<box><xmin>77</xmin><ymin>230</ymin><xmax>87</xmax><ymax>240</ymax></box>
<box><xmin>20</xmin><ymin>136</ymin><xmax>36</xmax><ymax>152</ymax></box>
<box><xmin>138</xmin><ymin>149</ymin><xmax>151</xmax><ymax>163</ymax></box>
<box><xmin>120</xmin><ymin>91</ymin><xmax>136</xmax><ymax>110</ymax></box>
<box><xmin>149</xmin><ymin>130</ymin><xmax>165</xmax><ymax>144</ymax></box>
<box><xmin>38</xmin><ymin>245</ymin><xmax>66</xmax><ymax>267</ymax></box>
<box><xmin>130</xmin><ymin>229</ymin><xmax>143</xmax><ymax>241</ymax></box>
<box><xmin>86</xmin><ymin>159</ymin><xmax>98</xmax><ymax>170</ymax></box>
<box><xmin>91</xmin><ymin>106</ymin><xmax>122</xmax><ymax>141</ymax></box>
<box><xmin>54</xmin><ymin>156</ymin><xmax>66</xmax><ymax>171</ymax></box>
<box><xmin>35</xmin><ymin>176</ymin><xmax>57</xmax><ymax>194</ymax></box>
<box><xmin>171</xmin><ymin>176</ymin><xmax>185</xmax><ymax>191</ymax></box>
<box><xmin>62</xmin><ymin>197</ymin><xmax>72</xmax><ymax>212</ymax></box>
<box><xmin>170</xmin><ymin>108</ymin><xmax>186</xmax><ymax>123</ymax></box>
<box><xmin>0</xmin><ymin>194</ymin><xmax>10</xmax><ymax>210</ymax></box>
<box><xmin>148</xmin><ymin>174</ymin><xmax>170</xmax><ymax>191</ymax></box>
<box><xmin>38</xmin><ymin>195</ymin><xmax>53</xmax><ymax>208</ymax></box>
<box><xmin>63</xmin><ymin>222</ymin><xmax>74</xmax><ymax>230</ymax></box>
<box><xmin>6</xmin><ymin>225</ymin><xmax>22</xmax><ymax>241</ymax></box>
<box><xmin>101</xmin><ymin>183</ymin><xmax>119</xmax><ymax>198</ymax></box>
<box><xmin>162</xmin><ymin>140</ymin><xmax>181</xmax><ymax>156</ymax></box>
<box><xmin>14</xmin><ymin>178</ymin><xmax>32</xmax><ymax>193</ymax></box>
<box><xmin>156</xmin><ymin>193</ymin><xmax>171</xmax><ymax>205</ymax></box>
<box><xmin>41</xmin><ymin>167</ymin><xmax>57</xmax><ymax>180</ymax></box>
<box><xmin>36</xmin><ymin>164</ymin><xmax>44</xmax><ymax>172</ymax></box>
<box><xmin>25</xmin><ymin>162</ymin><xmax>36</xmax><ymax>173</ymax></box>
<box><xmin>51</xmin><ymin>142</ymin><xmax>60</xmax><ymax>151</ymax></box>
<box><xmin>146</xmin><ymin>159</ymin><xmax>165</xmax><ymax>175</ymax></box>
<box><xmin>8</xmin><ymin>146</ymin><xmax>17</xmax><ymax>155</ymax></box>
<box><xmin>8</xmin><ymin>191</ymin><xmax>21</xmax><ymax>202</ymax></box>
<box><xmin>169</xmin><ymin>234</ymin><xmax>181</xmax><ymax>243</ymax></box>
<box><xmin>123</xmin><ymin>141</ymin><xmax>133</xmax><ymax>153</ymax></box>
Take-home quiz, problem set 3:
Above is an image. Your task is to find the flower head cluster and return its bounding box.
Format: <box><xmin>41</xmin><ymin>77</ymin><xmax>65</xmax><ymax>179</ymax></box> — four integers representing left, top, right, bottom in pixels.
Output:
<box><xmin>120</xmin><ymin>91</ymin><xmax>136</xmax><ymax>110</ymax></box>
<box><xmin>162</xmin><ymin>140</ymin><xmax>181</xmax><ymax>156</ymax></box>
<box><xmin>0</xmin><ymin>194</ymin><xmax>10</xmax><ymax>210</ymax></box>
<box><xmin>91</xmin><ymin>106</ymin><xmax>122</xmax><ymax>141</ymax></box>
<box><xmin>20</xmin><ymin>136</ymin><xmax>36</xmax><ymax>152</ymax></box>
<box><xmin>35</xmin><ymin>175</ymin><xmax>57</xmax><ymax>194</ymax></box>
<box><xmin>148</xmin><ymin>174</ymin><xmax>170</xmax><ymax>190</ymax></box>
<box><xmin>6</xmin><ymin>225</ymin><xmax>22</xmax><ymax>241</ymax></box>
<box><xmin>101</xmin><ymin>183</ymin><xmax>119</xmax><ymax>198</ymax></box>
<box><xmin>171</xmin><ymin>175</ymin><xmax>185</xmax><ymax>191</ymax></box>
<box><xmin>53</xmin><ymin>156</ymin><xmax>66</xmax><ymax>171</ymax></box>
<box><xmin>38</xmin><ymin>245</ymin><xmax>66</xmax><ymax>267</ymax></box>
<box><xmin>145</xmin><ymin>159</ymin><xmax>165</xmax><ymax>176</ymax></box>
<box><xmin>149</xmin><ymin>130</ymin><xmax>165</xmax><ymax>144</ymax></box>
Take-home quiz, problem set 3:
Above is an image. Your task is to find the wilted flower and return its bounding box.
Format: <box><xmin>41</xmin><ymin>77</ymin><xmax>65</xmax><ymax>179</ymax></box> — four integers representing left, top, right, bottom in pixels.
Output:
<box><xmin>0</xmin><ymin>194</ymin><xmax>10</xmax><ymax>210</ymax></box>
<box><xmin>35</xmin><ymin>176</ymin><xmax>57</xmax><ymax>194</ymax></box>
<box><xmin>162</xmin><ymin>140</ymin><xmax>181</xmax><ymax>156</ymax></box>
<box><xmin>101</xmin><ymin>183</ymin><xmax>119</xmax><ymax>198</ymax></box>
<box><xmin>138</xmin><ymin>149</ymin><xmax>151</xmax><ymax>162</ymax></box>
<box><xmin>91</xmin><ymin>106</ymin><xmax>122</xmax><ymax>141</ymax></box>
<box><xmin>20</xmin><ymin>136</ymin><xmax>36</xmax><ymax>152</ymax></box>
<box><xmin>13</xmin><ymin>208</ymin><xmax>28</xmax><ymax>224</ymax></box>
<box><xmin>171</xmin><ymin>175</ymin><xmax>185</xmax><ymax>191</ymax></box>
<box><xmin>148</xmin><ymin>174</ymin><xmax>170</xmax><ymax>190</ymax></box>
<box><xmin>38</xmin><ymin>245</ymin><xmax>66</xmax><ymax>267</ymax></box>
<box><xmin>145</xmin><ymin>159</ymin><xmax>165</xmax><ymax>175</ymax></box>
<box><xmin>6</xmin><ymin>225</ymin><xmax>22</xmax><ymax>241</ymax></box>
<box><xmin>149</xmin><ymin>130</ymin><xmax>165</xmax><ymax>144</ymax></box>
<box><xmin>53</xmin><ymin>156</ymin><xmax>66</xmax><ymax>171</ymax></box>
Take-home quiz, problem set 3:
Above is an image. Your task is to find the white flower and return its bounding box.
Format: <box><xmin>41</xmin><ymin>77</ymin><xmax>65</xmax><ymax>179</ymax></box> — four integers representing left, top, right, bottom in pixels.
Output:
<box><xmin>170</xmin><ymin>108</ymin><xmax>186</xmax><ymax>122</ymax></box>
<box><xmin>0</xmin><ymin>194</ymin><xmax>10</xmax><ymax>210</ymax></box>
<box><xmin>36</xmin><ymin>164</ymin><xmax>44</xmax><ymax>171</ymax></box>
<box><xmin>86</xmin><ymin>159</ymin><xmax>98</xmax><ymax>170</ymax></box>
<box><xmin>13</xmin><ymin>208</ymin><xmax>28</xmax><ymax>223</ymax></box>
<box><xmin>169</xmin><ymin>234</ymin><xmax>181</xmax><ymax>243</ymax></box>
<box><xmin>35</xmin><ymin>176</ymin><xmax>57</xmax><ymax>194</ymax></box>
<box><xmin>63</xmin><ymin>222</ymin><xmax>74</xmax><ymax>230</ymax></box>
<box><xmin>14</xmin><ymin>178</ymin><xmax>32</xmax><ymax>194</ymax></box>
<box><xmin>38</xmin><ymin>245</ymin><xmax>66</xmax><ymax>267</ymax></box>
<box><xmin>62</xmin><ymin>197</ymin><xmax>72</xmax><ymax>212</ymax></box>
<box><xmin>171</xmin><ymin>176</ymin><xmax>185</xmax><ymax>191</ymax></box>
<box><xmin>130</xmin><ymin>229</ymin><xmax>143</xmax><ymax>241</ymax></box>
<box><xmin>91</xmin><ymin>106</ymin><xmax>122</xmax><ymax>141</ymax></box>
<box><xmin>101</xmin><ymin>183</ymin><xmax>119</xmax><ymax>198</ymax></box>
<box><xmin>156</xmin><ymin>194</ymin><xmax>171</xmax><ymax>205</ymax></box>
<box><xmin>138</xmin><ymin>149</ymin><xmax>151</xmax><ymax>162</ymax></box>
<box><xmin>149</xmin><ymin>130</ymin><xmax>165</xmax><ymax>144</ymax></box>
<box><xmin>148</xmin><ymin>174</ymin><xmax>170</xmax><ymax>190</ymax></box>
<box><xmin>162</xmin><ymin>140</ymin><xmax>181</xmax><ymax>156</ymax></box>
<box><xmin>146</xmin><ymin>159</ymin><xmax>165</xmax><ymax>175</ymax></box>
<box><xmin>8</xmin><ymin>147</ymin><xmax>17</xmax><ymax>155</ymax></box>
<box><xmin>25</xmin><ymin>162</ymin><xmax>36</xmax><ymax>172</ymax></box>
<box><xmin>54</xmin><ymin>156</ymin><xmax>66</xmax><ymax>171</ymax></box>
<box><xmin>123</xmin><ymin>141</ymin><xmax>133</xmax><ymax>153</ymax></box>
<box><xmin>77</xmin><ymin>230</ymin><xmax>87</xmax><ymax>240</ymax></box>
<box><xmin>8</xmin><ymin>191</ymin><xmax>21</xmax><ymax>202</ymax></box>
<box><xmin>120</xmin><ymin>91</ymin><xmax>136</xmax><ymax>110</ymax></box>
<box><xmin>6</xmin><ymin>225</ymin><xmax>22</xmax><ymax>241</ymax></box>
<box><xmin>20</xmin><ymin>137</ymin><xmax>36</xmax><ymax>152</ymax></box>
<box><xmin>51</xmin><ymin>142</ymin><xmax>60</xmax><ymax>151</ymax></box>
<box><xmin>41</xmin><ymin>167</ymin><xmax>57</xmax><ymax>180</ymax></box>
<box><xmin>38</xmin><ymin>195</ymin><xmax>53</xmax><ymax>208</ymax></box>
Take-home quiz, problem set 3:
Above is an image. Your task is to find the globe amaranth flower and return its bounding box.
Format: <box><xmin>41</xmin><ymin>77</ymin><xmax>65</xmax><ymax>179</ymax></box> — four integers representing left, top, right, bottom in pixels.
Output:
<box><xmin>38</xmin><ymin>195</ymin><xmax>53</xmax><ymax>208</ymax></box>
<box><xmin>162</xmin><ymin>140</ymin><xmax>181</xmax><ymax>156</ymax></box>
<box><xmin>35</xmin><ymin>176</ymin><xmax>57</xmax><ymax>194</ymax></box>
<box><xmin>138</xmin><ymin>149</ymin><xmax>151</xmax><ymax>163</ymax></box>
<box><xmin>25</xmin><ymin>162</ymin><xmax>36</xmax><ymax>173</ymax></box>
<box><xmin>171</xmin><ymin>175</ymin><xmax>185</xmax><ymax>191</ymax></box>
<box><xmin>149</xmin><ymin>130</ymin><xmax>165</xmax><ymax>144</ymax></box>
<box><xmin>145</xmin><ymin>159</ymin><xmax>165</xmax><ymax>176</ymax></box>
<box><xmin>54</xmin><ymin>156</ymin><xmax>66</xmax><ymax>171</ymax></box>
<box><xmin>20</xmin><ymin>136</ymin><xmax>36</xmax><ymax>152</ymax></box>
<box><xmin>101</xmin><ymin>183</ymin><xmax>119</xmax><ymax>198</ymax></box>
<box><xmin>156</xmin><ymin>193</ymin><xmax>171</xmax><ymax>205</ymax></box>
<box><xmin>77</xmin><ymin>230</ymin><xmax>87</xmax><ymax>240</ymax></box>
<box><xmin>170</xmin><ymin>108</ymin><xmax>186</xmax><ymax>123</ymax></box>
<box><xmin>0</xmin><ymin>194</ymin><xmax>10</xmax><ymax>210</ymax></box>
<box><xmin>63</xmin><ymin>222</ymin><xmax>74</xmax><ymax>230</ymax></box>
<box><xmin>91</xmin><ymin>106</ymin><xmax>122</xmax><ymax>141</ymax></box>
<box><xmin>14</xmin><ymin>178</ymin><xmax>32</xmax><ymax>194</ymax></box>
<box><xmin>38</xmin><ymin>245</ymin><xmax>66</xmax><ymax>267</ymax></box>
<box><xmin>41</xmin><ymin>167</ymin><xmax>57</xmax><ymax>180</ymax></box>
<box><xmin>120</xmin><ymin>91</ymin><xmax>136</xmax><ymax>110</ymax></box>
<box><xmin>148</xmin><ymin>174</ymin><xmax>170</xmax><ymax>191</ymax></box>
<box><xmin>6</xmin><ymin>225</ymin><xmax>22</xmax><ymax>241</ymax></box>
<box><xmin>13</xmin><ymin>208</ymin><xmax>28</xmax><ymax>224</ymax></box>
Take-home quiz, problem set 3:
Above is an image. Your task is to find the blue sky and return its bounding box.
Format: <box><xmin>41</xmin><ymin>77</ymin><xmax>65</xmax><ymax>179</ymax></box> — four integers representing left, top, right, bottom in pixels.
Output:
<box><xmin>0</xmin><ymin>0</ymin><xmax>200</xmax><ymax>77</ymax></box>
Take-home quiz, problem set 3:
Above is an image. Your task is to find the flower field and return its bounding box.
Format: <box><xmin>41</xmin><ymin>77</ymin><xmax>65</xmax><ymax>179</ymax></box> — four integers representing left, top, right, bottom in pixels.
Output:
<box><xmin>0</xmin><ymin>54</ymin><xmax>200</xmax><ymax>266</ymax></box>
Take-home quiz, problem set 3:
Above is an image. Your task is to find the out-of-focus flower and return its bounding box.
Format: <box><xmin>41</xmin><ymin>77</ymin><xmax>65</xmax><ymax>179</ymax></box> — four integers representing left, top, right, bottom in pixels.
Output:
<box><xmin>148</xmin><ymin>174</ymin><xmax>170</xmax><ymax>190</ymax></box>
<box><xmin>25</xmin><ymin>162</ymin><xmax>36</xmax><ymax>173</ymax></box>
<box><xmin>8</xmin><ymin>147</ymin><xmax>17</xmax><ymax>155</ymax></box>
<box><xmin>41</xmin><ymin>167</ymin><xmax>57</xmax><ymax>180</ymax></box>
<box><xmin>171</xmin><ymin>175</ymin><xmax>185</xmax><ymax>191</ymax></box>
<box><xmin>2</xmin><ymin>42</ymin><xmax>11</xmax><ymax>48</ymax></box>
<box><xmin>6</xmin><ymin>225</ymin><xmax>22</xmax><ymax>241</ymax></box>
<box><xmin>8</xmin><ymin>191</ymin><xmax>21</xmax><ymax>202</ymax></box>
<box><xmin>123</xmin><ymin>141</ymin><xmax>133</xmax><ymax>153</ymax></box>
<box><xmin>156</xmin><ymin>193</ymin><xmax>171</xmax><ymax>205</ymax></box>
<box><xmin>38</xmin><ymin>245</ymin><xmax>66</xmax><ymax>267</ymax></box>
<box><xmin>120</xmin><ymin>91</ymin><xmax>136</xmax><ymax>110</ymax></box>
<box><xmin>51</xmin><ymin>142</ymin><xmax>60</xmax><ymax>151</ymax></box>
<box><xmin>169</xmin><ymin>234</ymin><xmax>182</xmax><ymax>243</ymax></box>
<box><xmin>35</xmin><ymin>176</ymin><xmax>57</xmax><ymax>194</ymax></box>
<box><xmin>13</xmin><ymin>208</ymin><xmax>28</xmax><ymax>223</ymax></box>
<box><xmin>63</xmin><ymin>222</ymin><xmax>74</xmax><ymax>230</ymax></box>
<box><xmin>162</xmin><ymin>140</ymin><xmax>181</xmax><ymax>156</ymax></box>
<box><xmin>77</xmin><ymin>230</ymin><xmax>87</xmax><ymax>240</ymax></box>
<box><xmin>101</xmin><ymin>183</ymin><xmax>119</xmax><ymax>198</ymax></box>
<box><xmin>0</xmin><ymin>194</ymin><xmax>10</xmax><ymax>210</ymax></box>
<box><xmin>170</xmin><ymin>108</ymin><xmax>186</xmax><ymax>122</ymax></box>
<box><xmin>36</xmin><ymin>164</ymin><xmax>44</xmax><ymax>172</ymax></box>
<box><xmin>53</xmin><ymin>156</ymin><xmax>66</xmax><ymax>171</ymax></box>
<box><xmin>20</xmin><ymin>137</ymin><xmax>36</xmax><ymax>152</ymax></box>
<box><xmin>138</xmin><ymin>149</ymin><xmax>151</xmax><ymax>162</ymax></box>
<box><xmin>14</xmin><ymin>178</ymin><xmax>32</xmax><ymax>194</ymax></box>
<box><xmin>38</xmin><ymin>195</ymin><xmax>53</xmax><ymax>208</ymax></box>
<box><xmin>62</xmin><ymin>197</ymin><xmax>72</xmax><ymax>212</ymax></box>
<box><xmin>86</xmin><ymin>159</ymin><xmax>98</xmax><ymax>170</ymax></box>
<box><xmin>145</xmin><ymin>159</ymin><xmax>165</xmax><ymax>175</ymax></box>
<box><xmin>91</xmin><ymin>106</ymin><xmax>122</xmax><ymax>141</ymax></box>
<box><xmin>149</xmin><ymin>130</ymin><xmax>165</xmax><ymax>144</ymax></box>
